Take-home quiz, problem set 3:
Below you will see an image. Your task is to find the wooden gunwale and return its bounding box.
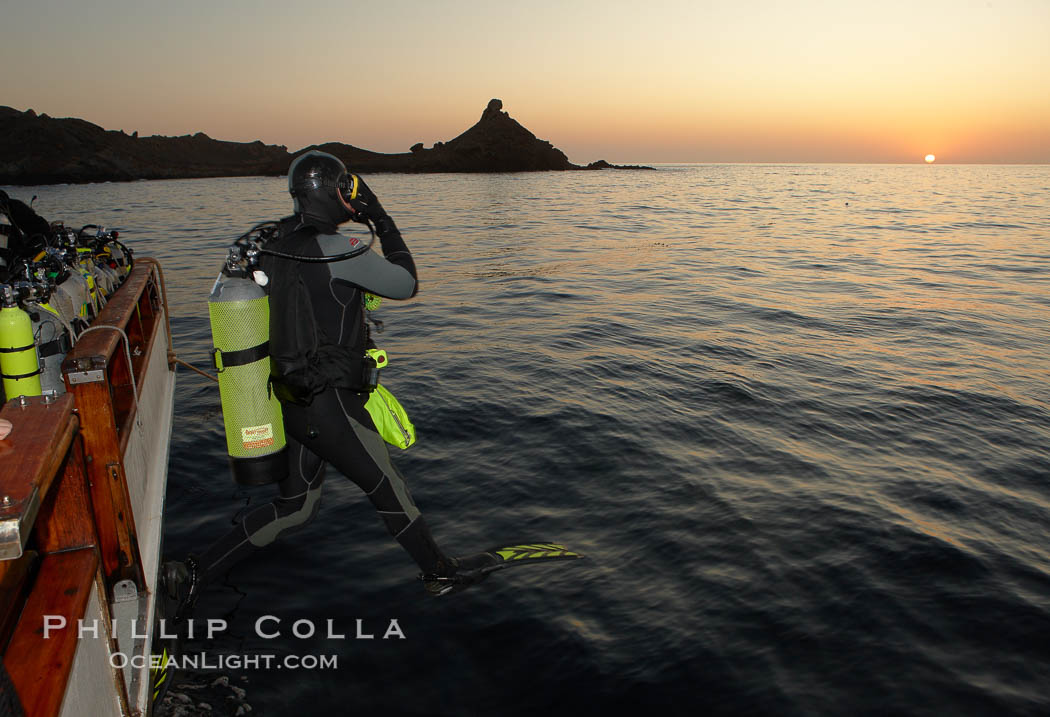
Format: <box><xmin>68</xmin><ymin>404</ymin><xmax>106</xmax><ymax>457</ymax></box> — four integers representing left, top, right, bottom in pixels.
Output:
<box><xmin>62</xmin><ymin>262</ymin><xmax>166</xmax><ymax>589</ymax></box>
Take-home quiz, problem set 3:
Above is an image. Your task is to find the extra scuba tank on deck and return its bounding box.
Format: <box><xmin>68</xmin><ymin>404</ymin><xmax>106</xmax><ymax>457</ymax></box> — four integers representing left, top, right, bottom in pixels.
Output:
<box><xmin>56</xmin><ymin>268</ymin><xmax>91</xmax><ymax>322</ymax></box>
<box><xmin>209</xmin><ymin>269</ymin><xmax>288</xmax><ymax>486</ymax></box>
<box><xmin>0</xmin><ymin>285</ymin><xmax>42</xmax><ymax>399</ymax></box>
<box><xmin>29</xmin><ymin>305</ymin><xmax>72</xmax><ymax>396</ymax></box>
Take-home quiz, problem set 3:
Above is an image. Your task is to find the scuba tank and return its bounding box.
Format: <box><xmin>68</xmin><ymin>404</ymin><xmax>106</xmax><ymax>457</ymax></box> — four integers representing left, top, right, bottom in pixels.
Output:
<box><xmin>78</xmin><ymin>249</ymin><xmax>106</xmax><ymax>309</ymax></box>
<box><xmin>28</xmin><ymin>305</ymin><xmax>72</xmax><ymax>396</ymax></box>
<box><xmin>96</xmin><ymin>253</ymin><xmax>122</xmax><ymax>290</ymax></box>
<box><xmin>0</xmin><ymin>229</ymin><xmax>9</xmax><ymax>282</ymax></box>
<box><xmin>43</xmin><ymin>235</ymin><xmax>92</xmax><ymax>320</ymax></box>
<box><xmin>82</xmin><ymin>268</ymin><xmax>100</xmax><ymax>317</ymax></box>
<box><xmin>47</xmin><ymin>278</ymin><xmax>78</xmax><ymax>327</ymax></box>
<box><xmin>77</xmin><ymin>224</ymin><xmax>129</xmax><ymax>289</ymax></box>
<box><xmin>93</xmin><ymin>261</ymin><xmax>117</xmax><ymax>297</ymax></box>
<box><xmin>0</xmin><ymin>284</ymin><xmax>42</xmax><ymax>400</ymax></box>
<box><xmin>208</xmin><ymin>268</ymin><xmax>288</xmax><ymax>486</ymax></box>
<box><xmin>56</xmin><ymin>267</ymin><xmax>91</xmax><ymax>322</ymax></box>
<box><xmin>109</xmin><ymin>238</ymin><xmax>134</xmax><ymax>277</ymax></box>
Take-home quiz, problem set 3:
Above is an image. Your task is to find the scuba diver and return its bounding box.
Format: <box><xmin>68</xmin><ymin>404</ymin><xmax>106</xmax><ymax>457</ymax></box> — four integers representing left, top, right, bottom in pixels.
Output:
<box><xmin>164</xmin><ymin>151</ymin><xmax>501</xmax><ymax>614</ymax></box>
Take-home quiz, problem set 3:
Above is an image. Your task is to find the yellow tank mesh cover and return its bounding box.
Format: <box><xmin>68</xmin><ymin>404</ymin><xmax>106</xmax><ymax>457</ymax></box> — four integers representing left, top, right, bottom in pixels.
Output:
<box><xmin>208</xmin><ymin>294</ymin><xmax>286</xmax><ymax>459</ymax></box>
<box><xmin>0</xmin><ymin>306</ymin><xmax>43</xmax><ymax>398</ymax></box>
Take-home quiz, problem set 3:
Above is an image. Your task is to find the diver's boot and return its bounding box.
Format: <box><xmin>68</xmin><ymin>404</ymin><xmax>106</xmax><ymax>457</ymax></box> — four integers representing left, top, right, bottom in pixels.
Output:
<box><xmin>159</xmin><ymin>555</ymin><xmax>201</xmax><ymax>625</ymax></box>
<box><xmin>394</xmin><ymin>516</ymin><xmax>490</xmax><ymax>596</ymax></box>
<box><xmin>420</xmin><ymin>551</ymin><xmax>501</xmax><ymax>597</ymax></box>
<box><xmin>396</xmin><ymin>516</ymin><xmax>452</xmax><ymax>574</ymax></box>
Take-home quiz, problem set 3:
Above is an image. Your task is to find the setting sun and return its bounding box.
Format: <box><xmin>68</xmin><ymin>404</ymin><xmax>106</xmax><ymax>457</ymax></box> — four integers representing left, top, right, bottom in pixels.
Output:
<box><xmin>925</xmin><ymin>154</ymin><xmax>936</xmax><ymax>163</ymax></box>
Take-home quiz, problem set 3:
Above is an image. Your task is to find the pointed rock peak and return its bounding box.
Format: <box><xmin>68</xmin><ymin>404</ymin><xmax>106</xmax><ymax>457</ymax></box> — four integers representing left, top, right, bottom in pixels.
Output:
<box><xmin>481</xmin><ymin>99</ymin><xmax>504</xmax><ymax>121</ymax></box>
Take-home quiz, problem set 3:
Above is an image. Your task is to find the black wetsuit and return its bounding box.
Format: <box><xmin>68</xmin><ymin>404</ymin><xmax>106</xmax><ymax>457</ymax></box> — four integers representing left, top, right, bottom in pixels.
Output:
<box><xmin>198</xmin><ymin>221</ymin><xmax>448</xmax><ymax>583</ymax></box>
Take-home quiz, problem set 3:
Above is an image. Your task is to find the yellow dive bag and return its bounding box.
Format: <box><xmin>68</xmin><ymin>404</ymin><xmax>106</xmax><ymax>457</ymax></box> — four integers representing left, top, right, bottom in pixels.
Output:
<box><xmin>362</xmin><ymin>349</ymin><xmax>416</xmax><ymax>449</ymax></box>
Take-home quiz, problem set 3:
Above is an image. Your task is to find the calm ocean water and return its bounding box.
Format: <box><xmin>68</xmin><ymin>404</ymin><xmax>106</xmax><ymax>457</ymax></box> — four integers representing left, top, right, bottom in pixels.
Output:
<box><xmin>5</xmin><ymin>164</ymin><xmax>1050</xmax><ymax>716</ymax></box>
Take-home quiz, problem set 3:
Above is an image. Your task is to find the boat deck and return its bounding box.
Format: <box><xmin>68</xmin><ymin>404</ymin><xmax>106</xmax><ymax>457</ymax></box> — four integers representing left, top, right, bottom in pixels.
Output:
<box><xmin>0</xmin><ymin>260</ymin><xmax>175</xmax><ymax>716</ymax></box>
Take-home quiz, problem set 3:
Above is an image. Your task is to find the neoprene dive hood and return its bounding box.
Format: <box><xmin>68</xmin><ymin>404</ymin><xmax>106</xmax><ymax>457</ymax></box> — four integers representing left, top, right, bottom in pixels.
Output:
<box><xmin>288</xmin><ymin>151</ymin><xmax>359</xmax><ymax>231</ymax></box>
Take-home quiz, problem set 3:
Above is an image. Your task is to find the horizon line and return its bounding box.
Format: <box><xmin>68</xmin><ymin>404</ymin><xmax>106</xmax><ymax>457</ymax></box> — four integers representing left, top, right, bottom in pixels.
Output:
<box><xmin>6</xmin><ymin>105</ymin><xmax>1047</xmax><ymax>169</ymax></box>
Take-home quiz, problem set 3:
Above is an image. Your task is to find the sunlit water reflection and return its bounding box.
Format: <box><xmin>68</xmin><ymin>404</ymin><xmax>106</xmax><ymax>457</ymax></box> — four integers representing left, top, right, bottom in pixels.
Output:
<box><xmin>6</xmin><ymin>164</ymin><xmax>1049</xmax><ymax>716</ymax></box>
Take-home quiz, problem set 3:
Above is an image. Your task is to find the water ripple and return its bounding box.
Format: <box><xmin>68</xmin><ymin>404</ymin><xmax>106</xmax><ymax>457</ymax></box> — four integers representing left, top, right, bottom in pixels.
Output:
<box><xmin>6</xmin><ymin>165</ymin><xmax>1050</xmax><ymax>716</ymax></box>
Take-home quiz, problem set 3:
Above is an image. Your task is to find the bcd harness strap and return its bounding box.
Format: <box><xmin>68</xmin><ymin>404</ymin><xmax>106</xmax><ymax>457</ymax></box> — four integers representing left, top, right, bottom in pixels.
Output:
<box><xmin>39</xmin><ymin>333</ymin><xmax>72</xmax><ymax>358</ymax></box>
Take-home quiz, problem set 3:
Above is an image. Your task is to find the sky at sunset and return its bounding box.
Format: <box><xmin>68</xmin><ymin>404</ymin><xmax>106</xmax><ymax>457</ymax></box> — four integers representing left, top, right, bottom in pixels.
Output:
<box><xmin>2</xmin><ymin>0</ymin><xmax>1048</xmax><ymax>164</ymax></box>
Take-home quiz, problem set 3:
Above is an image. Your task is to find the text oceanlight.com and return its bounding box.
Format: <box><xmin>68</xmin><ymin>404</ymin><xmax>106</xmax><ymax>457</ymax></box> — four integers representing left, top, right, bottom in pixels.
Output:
<box><xmin>113</xmin><ymin>652</ymin><xmax>339</xmax><ymax>671</ymax></box>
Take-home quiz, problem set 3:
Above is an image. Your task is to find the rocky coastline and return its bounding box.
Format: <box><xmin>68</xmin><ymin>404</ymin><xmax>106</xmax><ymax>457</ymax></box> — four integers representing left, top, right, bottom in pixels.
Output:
<box><xmin>0</xmin><ymin>99</ymin><xmax>650</xmax><ymax>185</ymax></box>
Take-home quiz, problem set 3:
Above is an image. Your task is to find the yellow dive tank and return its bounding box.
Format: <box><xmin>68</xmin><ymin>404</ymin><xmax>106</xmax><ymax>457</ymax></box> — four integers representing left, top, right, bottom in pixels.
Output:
<box><xmin>208</xmin><ymin>272</ymin><xmax>287</xmax><ymax>485</ymax></box>
<box><xmin>0</xmin><ymin>288</ymin><xmax>43</xmax><ymax>400</ymax></box>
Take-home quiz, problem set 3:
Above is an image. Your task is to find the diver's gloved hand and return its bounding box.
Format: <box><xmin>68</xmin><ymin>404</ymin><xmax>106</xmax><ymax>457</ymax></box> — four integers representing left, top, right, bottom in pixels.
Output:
<box><xmin>347</xmin><ymin>174</ymin><xmax>401</xmax><ymax>237</ymax></box>
<box><xmin>347</xmin><ymin>175</ymin><xmax>385</xmax><ymax>221</ymax></box>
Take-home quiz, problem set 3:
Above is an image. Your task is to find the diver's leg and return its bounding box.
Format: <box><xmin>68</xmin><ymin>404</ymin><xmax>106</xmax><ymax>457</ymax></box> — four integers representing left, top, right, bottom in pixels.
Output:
<box><xmin>284</xmin><ymin>387</ymin><xmax>451</xmax><ymax>575</ymax></box>
<box><xmin>195</xmin><ymin>436</ymin><xmax>327</xmax><ymax>585</ymax></box>
<box><xmin>161</xmin><ymin>437</ymin><xmax>327</xmax><ymax>619</ymax></box>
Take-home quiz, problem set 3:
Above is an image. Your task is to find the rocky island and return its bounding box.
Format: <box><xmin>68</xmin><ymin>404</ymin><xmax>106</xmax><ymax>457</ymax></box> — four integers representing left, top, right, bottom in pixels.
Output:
<box><xmin>0</xmin><ymin>99</ymin><xmax>649</xmax><ymax>185</ymax></box>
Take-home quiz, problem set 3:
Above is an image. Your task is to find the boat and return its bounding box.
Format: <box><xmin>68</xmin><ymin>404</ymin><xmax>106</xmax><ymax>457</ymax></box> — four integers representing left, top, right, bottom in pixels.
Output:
<box><xmin>0</xmin><ymin>253</ymin><xmax>176</xmax><ymax>715</ymax></box>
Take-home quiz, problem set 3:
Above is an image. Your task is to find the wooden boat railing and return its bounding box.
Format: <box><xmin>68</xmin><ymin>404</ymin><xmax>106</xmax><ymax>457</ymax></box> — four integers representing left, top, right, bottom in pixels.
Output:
<box><xmin>0</xmin><ymin>260</ymin><xmax>174</xmax><ymax>716</ymax></box>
